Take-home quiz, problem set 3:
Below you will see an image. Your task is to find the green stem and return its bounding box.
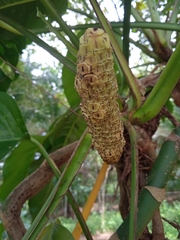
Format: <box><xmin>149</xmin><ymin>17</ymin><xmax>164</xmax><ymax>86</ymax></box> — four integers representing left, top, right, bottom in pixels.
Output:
<box><xmin>123</xmin><ymin>0</ymin><xmax>131</xmax><ymax>62</ymax></box>
<box><xmin>89</xmin><ymin>0</ymin><xmax>142</xmax><ymax>108</ymax></box>
<box><xmin>67</xmin><ymin>7</ymin><xmax>96</xmax><ymax>21</ymax></box>
<box><xmin>82</xmin><ymin>0</ymin><xmax>97</xmax><ymax>20</ymax></box>
<box><xmin>130</xmin><ymin>6</ymin><xmax>155</xmax><ymax>43</ymax></box>
<box><xmin>129</xmin><ymin>37</ymin><xmax>159</xmax><ymax>61</ymax></box>
<box><xmin>124</xmin><ymin>121</ymin><xmax>138</xmax><ymax>240</ymax></box>
<box><xmin>31</xmin><ymin>22</ymin><xmax>180</xmax><ymax>35</ymax></box>
<box><xmin>40</xmin><ymin>0</ymin><xmax>79</xmax><ymax>49</ymax></box>
<box><xmin>37</xmin><ymin>9</ymin><xmax>77</xmax><ymax>57</ymax></box>
<box><xmin>22</xmin><ymin>133</ymin><xmax>92</xmax><ymax>240</ymax></box>
<box><xmin>30</xmin><ymin>137</ymin><xmax>92</xmax><ymax>239</ymax></box>
<box><xmin>165</xmin><ymin>0</ymin><xmax>180</xmax><ymax>46</ymax></box>
<box><xmin>117</xmin><ymin>126</ymin><xmax>180</xmax><ymax>239</ymax></box>
<box><xmin>67</xmin><ymin>191</ymin><xmax>93</xmax><ymax>240</ymax></box>
<box><xmin>0</xmin><ymin>14</ymin><xmax>76</xmax><ymax>72</ymax></box>
<box><xmin>70</xmin><ymin>21</ymin><xmax>180</xmax><ymax>32</ymax></box>
<box><xmin>30</xmin><ymin>137</ymin><xmax>60</xmax><ymax>178</ymax></box>
<box><xmin>132</xmin><ymin>41</ymin><xmax>180</xmax><ymax>124</ymax></box>
<box><xmin>113</xmin><ymin>28</ymin><xmax>159</xmax><ymax>63</ymax></box>
<box><xmin>0</xmin><ymin>20</ymin><xmax>22</xmax><ymax>35</ymax></box>
<box><xmin>147</xmin><ymin>0</ymin><xmax>165</xmax><ymax>45</ymax></box>
<box><xmin>0</xmin><ymin>0</ymin><xmax>35</xmax><ymax>10</ymax></box>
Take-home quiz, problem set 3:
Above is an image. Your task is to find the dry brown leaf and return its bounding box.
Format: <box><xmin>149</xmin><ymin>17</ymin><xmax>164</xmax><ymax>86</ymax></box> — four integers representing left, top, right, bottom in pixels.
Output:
<box><xmin>144</xmin><ymin>186</ymin><xmax>165</xmax><ymax>202</ymax></box>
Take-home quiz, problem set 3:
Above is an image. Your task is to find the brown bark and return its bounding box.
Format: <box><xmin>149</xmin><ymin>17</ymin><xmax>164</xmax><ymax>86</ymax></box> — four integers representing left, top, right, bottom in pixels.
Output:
<box><xmin>0</xmin><ymin>141</ymin><xmax>77</xmax><ymax>240</ymax></box>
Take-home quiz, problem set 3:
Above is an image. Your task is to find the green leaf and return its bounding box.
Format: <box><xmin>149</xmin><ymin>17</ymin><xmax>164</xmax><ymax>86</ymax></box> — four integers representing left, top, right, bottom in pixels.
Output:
<box><xmin>23</xmin><ymin>133</ymin><xmax>92</xmax><ymax>239</ymax></box>
<box><xmin>0</xmin><ymin>36</ymin><xmax>27</xmax><ymax>66</ymax></box>
<box><xmin>62</xmin><ymin>51</ymin><xmax>80</xmax><ymax>107</ymax></box>
<box><xmin>29</xmin><ymin>178</ymin><xmax>56</xmax><ymax>221</ymax></box>
<box><xmin>0</xmin><ymin>0</ymin><xmax>68</xmax><ymax>36</ymax></box>
<box><xmin>0</xmin><ymin>223</ymin><xmax>5</xmax><ymax>240</ymax></box>
<box><xmin>38</xmin><ymin>220</ymin><xmax>74</xmax><ymax>240</ymax></box>
<box><xmin>0</xmin><ymin>91</ymin><xmax>28</xmax><ymax>161</ymax></box>
<box><xmin>0</xmin><ymin>69</ymin><xmax>12</xmax><ymax>91</ymax></box>
<box><xmin>46</xmin><ymin>109</ymin><xmax>86</xmax><ymax>151</ymax></box>
<box><xmin>0</xmin><ymin>139</ymin><xmax>37</xmax><ymax>203</ymax></box>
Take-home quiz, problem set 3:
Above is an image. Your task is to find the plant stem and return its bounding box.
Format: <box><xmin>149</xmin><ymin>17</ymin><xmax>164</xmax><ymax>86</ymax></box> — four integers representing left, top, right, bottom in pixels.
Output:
<box><xmin>124</xmin><ymin>121</ymin><xmax>138</xmax><ymax>240</ymax></box>
<box><xmin>37</xmin><ymin>9</ymin><xmax>77</xmax><ymax>57</ymax></box>
<box><xmin>116</xmin><ymin>126</ymin><xmax>180</xmax><ymax>239</ymax></box>
<box><xmin>165</xmin><ymin>0</ymin><xmax>180</xmax><ymax>46</ymax></box>
<box><xmin>22</xmin><ymin>133</ymin><xmax>92</xmax><ymax>240</ymax></box>
<box><xmin>40</xmin><ymin>0</ymin><xmax>79</xmax><ymax>49</ymax></box>
<box><xmin>0</xmin><ymin>14</ymin><xmax>76</xmax><ymax>72</ymax></box>
<box><xmin>30</xmin><ymin>137</ymin><xmax>60</xmax><ymax>178</ymax></box>
<box><xmin>123</xmin><ymin>0</ymin><xmax>131</xmax><ymax>62</ymax></box>
<box><xmin>147</xmin><ymin>0</ymin><xmax>165</xmax><ymax>45</ymax></box>
<box><xmin>130</xmin><ymin>6</ymin><xmax>155</xmax><ymax>43</ymax></box>
<box><xmin>70</xmin><ymin>21</ymin><xmax>180</xmax><ymax>32</ymax></box>
<box><xmin>132</xmin><ymin>41</ymin><xmax>180</xmax><ymax>124</ymax></box>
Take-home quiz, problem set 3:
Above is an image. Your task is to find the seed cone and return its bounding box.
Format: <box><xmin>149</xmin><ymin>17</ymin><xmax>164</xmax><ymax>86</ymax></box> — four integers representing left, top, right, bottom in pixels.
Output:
<box><xmin>75</xmin><ymin>28</ymin><xmax>125</xmax><ymax>164</ymax></box>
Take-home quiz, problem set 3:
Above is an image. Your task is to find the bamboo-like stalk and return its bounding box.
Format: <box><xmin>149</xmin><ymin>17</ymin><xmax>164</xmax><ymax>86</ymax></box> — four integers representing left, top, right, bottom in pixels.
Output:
<box><xmin>124</xmin><ymin>121</ymin><xmax>138</xmax><ymax>240</ymax></box>
<box><xmin>116</xmin><ymin>126</ymin><xmax>180</xmax><ymax>239</ymax></box>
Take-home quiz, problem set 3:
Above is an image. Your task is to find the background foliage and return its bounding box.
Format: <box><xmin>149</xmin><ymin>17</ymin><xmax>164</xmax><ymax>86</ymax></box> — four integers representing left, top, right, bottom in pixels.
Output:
<box><xmin>0</xmin><ymin>0</ymin><xmax>180</xmax><ymax>240</ymax></box>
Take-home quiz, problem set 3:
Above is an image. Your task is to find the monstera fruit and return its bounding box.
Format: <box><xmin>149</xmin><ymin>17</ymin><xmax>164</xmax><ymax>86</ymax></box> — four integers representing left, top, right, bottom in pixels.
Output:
<box><xmin>75</xmin><ymin>28</ymin><xmax>125</xmax><ymax>164</ymax></box>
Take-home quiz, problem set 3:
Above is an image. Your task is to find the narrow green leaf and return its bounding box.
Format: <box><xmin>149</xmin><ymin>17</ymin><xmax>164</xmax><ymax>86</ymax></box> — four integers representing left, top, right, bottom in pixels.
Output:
<box><xmin>38</xmin><ymin>220</ymin><xmax>74</xmax><ymax>240</ymax></box>
<box><xmin>0</xmin><ymin>91</ymin><xmax>28</xmax><ymax>161</ymax></box>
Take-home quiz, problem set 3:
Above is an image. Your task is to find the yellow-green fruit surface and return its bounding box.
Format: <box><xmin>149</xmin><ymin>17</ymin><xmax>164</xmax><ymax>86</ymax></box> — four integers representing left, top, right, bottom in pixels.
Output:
<box><xmin>75</xmin><ymin>28</ymin><xmax>125</xmax><ymax>164</ymax></box>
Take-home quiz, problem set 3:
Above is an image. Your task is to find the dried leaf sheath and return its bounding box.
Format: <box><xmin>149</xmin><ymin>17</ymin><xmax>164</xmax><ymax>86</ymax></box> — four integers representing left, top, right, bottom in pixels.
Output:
<box><xmin>75</xmin><ymin>28</ymin><xmax>125</xmax><ymax>164</ymax></box>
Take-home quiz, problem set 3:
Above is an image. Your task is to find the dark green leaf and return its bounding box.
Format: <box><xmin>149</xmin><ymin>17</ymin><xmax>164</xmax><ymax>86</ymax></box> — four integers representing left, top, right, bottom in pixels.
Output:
<box><xmin>0</xmin><ymin>223</ymin><xmax>5</xmax><ymax>240</ymax></box>
<box><xmin>0</xmin><ymin>0</ymin><xmax>68</xmax><ymax>37</ymax></box>
<box><xmin>46</xmin><ymin>109</ymin><xmax>86</xmax><ymax>152</ymax></box>
<box><xmin>0</xmin><ymin>91</ymin><xmax>28</xmax><ymax>161</ymax></box>
<box><xmin>62</xmin><ymin>51</ymin><xmax>80</xmax><ymax>107</ymax></box>
<box><xmin>0</xmin><ymin>139</ymin><xmax>37</xmax><ymax>203</ymax></box>
<box><xmin>38</xmin><ymin>219</ymin><xmax>75</xmax><ymax>240</ymax></box>
<box><xmin>0</xmin><ymin>69</ymin><xmax>12</xmax><ymax>91</ymax></box>
<box><xmin>29</xmin><ymin>178</ymin><xmax>56</xmax><ymax>221</ymax></box>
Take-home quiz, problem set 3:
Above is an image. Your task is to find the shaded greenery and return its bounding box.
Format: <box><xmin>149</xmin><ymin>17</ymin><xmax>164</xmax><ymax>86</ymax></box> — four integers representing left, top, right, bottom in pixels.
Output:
<box><xmin>0</xmin><ymin>0</ymin><xmax>180</xmax><ymax>240</ymax></box>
